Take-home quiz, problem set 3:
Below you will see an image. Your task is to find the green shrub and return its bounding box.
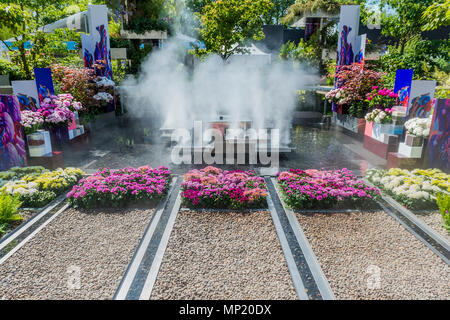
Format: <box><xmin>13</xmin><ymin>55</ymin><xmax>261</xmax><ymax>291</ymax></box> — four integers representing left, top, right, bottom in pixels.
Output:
<box><xmin>0</xmin><ymin>166</ymin><xmax>48</xmax><ymax>181</ymax></box>
<box><xmin>0</xmin><ymin>223</ymin><xmax>7</xmax><ymax>236</ymax></box>
<box><xmin>436</xmin><ymin>193</ymin><xmax>450</xmax><ymax>231</ymax></box>
<box><xmin>20</xmin><ymin>191</ymin><xmax>57</xmax><ymax>208</ymax></box>
<box><xmin>0</xmin><ymin>58</ymin><xmax>25</xmax><ymax>81</ymax></box>
<box><xmin>0</xmin><ymin>193</ymin><xmax>22</xmax><ymax>225</ymax></box>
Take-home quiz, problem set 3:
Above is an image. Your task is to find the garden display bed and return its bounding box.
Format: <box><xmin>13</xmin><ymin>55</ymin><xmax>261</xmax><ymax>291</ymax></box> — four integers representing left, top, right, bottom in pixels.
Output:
<box><xmin>0</xmin><ymin>166</ymin><xmax>84</xmax><ymax>238</ymax></box>
<box><xmin>0</xmin><ymin>207</ymin><xmax>154</xmax><ymax>300</ymax></box>
<box><xmin>366</xmin><ymin>168</ymin><xmax>449</xmax><ymax>238</ymax></box>
<box><xmin>181</xmin><ymin>167</ymin><xmax>267</xmax><ymax>209</ymax></box>
<box><xmin>295</xmin><ymin>210</ymin><xmax>450</xmax><ymax>299</ymax></box>
<box><xmin>277</xmin><ymin>168</ymin><xmax>380</xmax><ymax>210</ymax></box>
<box><xmin>150</xmin><ymin>209</ymin><xmax>296</xmax><ymax>300</ymax></box>
<box><xmin>67</xmin><ymin>166</ymin><xmax>171</xmax><ymax>208</ymax></box>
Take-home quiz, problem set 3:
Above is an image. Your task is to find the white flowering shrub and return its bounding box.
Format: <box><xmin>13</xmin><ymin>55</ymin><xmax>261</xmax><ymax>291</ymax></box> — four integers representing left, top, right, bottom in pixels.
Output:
<box><xmin>404</xmin><ymin>118</ymin><xmax>431</xmax><ymax>137</ymax></box>
<box><xmin>366</xmin><ymin>168</ymin><xmax>449</xmax><ymax>210</ymax></box>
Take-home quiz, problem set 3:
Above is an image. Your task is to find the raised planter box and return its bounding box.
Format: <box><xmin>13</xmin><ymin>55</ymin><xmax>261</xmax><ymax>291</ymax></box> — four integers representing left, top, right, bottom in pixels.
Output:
<box><xmin>398</xmin><ymin>142</ymin><xmax>423</xmax><ymax>158</ymax></box>
<box><xmin>332</xmin><ymin>113</ymin><xmax>366</xmax><ymax>135</ymax></box>
<box><xmin>27</xmin><ymin>151</ymin><xmax>64</xmax><ymax>170</ymax></box>
<box><xmin>368</xmin><ymin>122</ymin><xmax>403</xmax><ymax>143</ymax></box>
<box><xmin>386</xmin><ymin>152</ymin><xmax>423</xmax><ymax>170</ymax></box>
<box><xmin>49</xmin><ymin>126</ymin><xmax>69</xmax><ymax>148</ymax></box>
<box><xmin>405</xmin><ymin>133</ymin><xmax>424</xmax><ymax>147</ymax></box>
<box><xmin>363</xmin><ymin>134</ymin><xmax>399</xmax><ymax>159</ymax></box>
<box><xmin>27</xmin><ymin>130</ymin><xmax>52</xmax><ymax>157</ymax></box>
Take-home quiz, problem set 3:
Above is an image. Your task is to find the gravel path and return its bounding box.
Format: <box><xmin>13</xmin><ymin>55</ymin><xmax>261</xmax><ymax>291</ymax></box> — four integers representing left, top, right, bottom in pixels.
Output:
<box><xmin>295</xmin><ymin>210</ymin><xmax>450</xmax><ymax>300</ymax></box>
<box><xmin>151</xmin><ymin>210</ymin><xmax>297</xmax><ymax>300</ymax></box>
<box><xmin>0</xmin><ymin>208</ymin><xmax>153</xmax><ymax>300</ymax></box>
<box><xmin>414</xmin><ymin>211</ymin><xmax>450</xmax><ymax>242</ymax></box>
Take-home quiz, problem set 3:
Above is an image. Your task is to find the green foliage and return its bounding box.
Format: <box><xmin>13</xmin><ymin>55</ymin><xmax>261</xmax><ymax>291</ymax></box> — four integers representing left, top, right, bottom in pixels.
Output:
<box><xmin>186</xmin><ymin>0</ymin><xmax>211</xmax><ymax>13</ymax></box>
<box><xmin>197</xmin><ymin>0</ymin><xmax>274</xmax><ymax>61</ymax></box>
<box><xmin>379</xmin><ymin>0</ymin><xmax>435</xmax><ymax>54</ymax></box>
<box><xmin>123</xmin><ymin>16</ymin><xmax>171</xmax><ymax>34</ymax></box>
<box><xmin>437</xmin><ymin>193</ymin><xmax>450</xmax><ymax>231</ymax></box>
<box><xmin>432</xmin><ymin>68</ymin><xmax>450</xmax><ymax>99</ymax></box>
<box><xmin>0</xmin><ymin>0</ymin><xmax>83</xmax><ymax>79</ymax></box>
<box><xmin>0</xmin><ymin>193</ymin><xmax>22</xmax><ymax>225</ymax></box>
<box><xmin>421</xmin><ymin>0</ymin><xmax>450</xmax><ymax>31</ymax></box>
<box><xmin>0</xmin><ymin>58</ymin><xmax>25</xmax><ymax>80</ymax></box>
<box><xmin>281</xmin><ymin>0</ymin><xmax>354</xmax><ymax>25</ymax></box>
<box><xmin>0</xmin><ymin>166</ymin><xmax>48</xmax><ymax>182</ymax></box>
<box><xmin>380</xmin><ymin>38</ymin><xmax>450</xmax><ymax>88</ymax></box>
<box><xmin>20</xmin><ymin>190</ymin><xmax>57</xmax><ymax>208</ymax></box>
<box><xmin>279</xmin><ymin>39</ymin><xmax>321</xmax><ymax>68</ymax></box>
<box><xmin>262</xmin><ymin>0</ymin><xmax>295</xmax><ymax>24</ymax></box>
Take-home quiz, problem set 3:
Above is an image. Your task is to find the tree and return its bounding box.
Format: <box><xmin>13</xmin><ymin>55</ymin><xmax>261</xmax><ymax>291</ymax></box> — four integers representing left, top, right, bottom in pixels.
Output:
<box><xmin>262</xmin><ymin>0</ymin><xmax>295</xmax><ymax>24</ymax></box>
<box><xmin>421</xmin><ymin>0</ymin><xmax>450</xmax><ymax>31</ymax></box>
<box><xmin>198</xmin><ymin>0</ymin><xmax>273</xmax><ymax>61</ymax></box>
<box><xmin>379</xmin><ymin>0</ymin><xmax>435</xmax><ymax>55</ymax></box>
<box><xmin>0</xmin><ymin>0</ymin><xmax>73</xmax><ymax>79</ymax></box>
<box><xmin>185</xmin><ymin>0</ymin><xmax>212</xmax><ymax>13</ymax></box>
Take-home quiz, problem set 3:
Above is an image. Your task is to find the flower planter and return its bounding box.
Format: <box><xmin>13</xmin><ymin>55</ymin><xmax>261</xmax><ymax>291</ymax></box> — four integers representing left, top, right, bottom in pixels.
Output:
<box><xmin>332</xmin><ymin>113</ymin><xmax>366</xmax><ymax>135</ymax></box>
<box><xmin>398</xmin><ymin>142</ymin><xmax>423</xmax><ymax>158</ymax></box>
<box><xmin>405</xmin><ymin>133</ymin><xmax>424</xmax><ymax>147</ymax></box>
<box><xmin>371</xmin><ymin>123</ymin><xmax>403</xmax><ymax>143</ymax></box>
<box><xmin>49</xmin><ymin>125</ymin><xmax>70</xmax><ymax>147</ymax></box>
<box><xmin>27</xmin><ymin>130</ymin><xmax>52</xmax><ymax>157</ymax></box>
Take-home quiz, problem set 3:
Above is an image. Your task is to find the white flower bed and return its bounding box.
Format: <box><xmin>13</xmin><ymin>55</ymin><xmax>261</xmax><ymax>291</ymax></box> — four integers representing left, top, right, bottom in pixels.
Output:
<box><xmin>366</xmin><ymin>168</ymin><xmax>449</xmax><ymax>210</ymax></box>
<box><xmin>404</xmin><ymin>118</ymin><xmax>431</xmax><ymax>137</ymax></box>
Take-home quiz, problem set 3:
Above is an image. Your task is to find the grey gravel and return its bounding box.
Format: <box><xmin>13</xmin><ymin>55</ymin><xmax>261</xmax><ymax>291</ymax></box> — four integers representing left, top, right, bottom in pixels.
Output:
<box><xmin>295</xmin><ymin>210</ymin><xmax>450</xmax><ymax>300</ymax></box>
<box><xmin>415</xmin><ymin>211</ymin><xmax>450</xmax><ymax>242</ymax></box>
<box><xmin>1</xmin><ymin>210</ymin><xmax>35</xmax><ymax>240</ymax></box>
<box><xmin>151</xmin><ymin>210</ymin><xmax>297</xmax><ymax>300</ymax></box>
<box><xmin>0</xmin><ymin>207</ymin><xmax>153</xmax><ymax>300</ymax></box>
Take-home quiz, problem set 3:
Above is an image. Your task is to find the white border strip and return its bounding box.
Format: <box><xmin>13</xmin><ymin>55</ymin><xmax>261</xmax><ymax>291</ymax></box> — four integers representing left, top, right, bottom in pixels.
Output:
<box><xmin>0</xmin><ymin>203</ymin><xmax>69</xmax><ymax>265</ymax></box>
<box><xmin>266</xmin><ymin>188</ymin><xmax>308</xmax><ymax>300</ymax></box>
<box><xmin>0</xmin><ymin>194</ymin><xmax>66</xmax><ymax>251</ymax></box>
<box><xmin>139</xmin><ymin>192</ymin><xmax>182</xmax><ymax>300</ymax></box>
<box><xmin>271</xmin><ymin>178</ymin><xmax>336</xmax><ymax>300</ymax></box>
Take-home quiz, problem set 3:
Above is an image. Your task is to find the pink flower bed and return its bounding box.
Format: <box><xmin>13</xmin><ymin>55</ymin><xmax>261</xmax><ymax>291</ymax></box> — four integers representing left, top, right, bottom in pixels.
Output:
<box><xmin>67</xmin><ymin>166</ymin><xmax>170</xmax><ymax>209</ymax></box>
<box><xmin>181</xmin><ymin>166</ymin><xmax>267</xmax><ymax>209</ymax></box>
<box><xmin>277</xmin><ymin>168</ymin><xmax>380</xmax><ymax>209</ymax></box>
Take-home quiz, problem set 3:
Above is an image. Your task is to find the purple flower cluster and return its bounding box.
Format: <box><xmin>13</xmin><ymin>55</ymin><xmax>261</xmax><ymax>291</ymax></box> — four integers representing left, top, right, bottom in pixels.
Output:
<box><xmin>278</xmin><ymin>168</ymin><xmax>380</xmax><ymax>209</ymax></box>
<box><xmin>181</xmin><ymin>166</ymin><xmax>267</xmax><ymax>209</ymax></box>
<box><xmin>67</xmin><ymin>166</ymin><xmax>170</xmax><ymax>208</ymax></box>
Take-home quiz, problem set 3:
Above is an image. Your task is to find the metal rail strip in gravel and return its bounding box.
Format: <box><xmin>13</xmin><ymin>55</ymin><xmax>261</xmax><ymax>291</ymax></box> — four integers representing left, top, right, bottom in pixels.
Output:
<box><xmin>0</xmin><ymin>202</ymin><xmax>69</xmax><ymax>265</ymax></box>
<box><xmin>0</xmin><ymin>193</ymin><xmax>68</xmax><ymax>263</ymax></box>
<box><xmin>113</xmin><ymin>177</ymin><xmax>182</xmax><ymax>300</ymax></box>
<box><xmin>265</xmin><ymin>177</ymin><xmax>335</xmax><ymax>300</ymax></box>
<box><xmin>362</xmin><ymin>180</ymin><xmax>450</xmax><ymax>265</ymax></box>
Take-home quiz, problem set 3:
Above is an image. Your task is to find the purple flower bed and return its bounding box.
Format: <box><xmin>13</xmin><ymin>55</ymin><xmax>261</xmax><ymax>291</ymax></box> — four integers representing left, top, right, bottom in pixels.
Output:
<box><xmin>181</xmin><ymin>166</ymin><xmax>267</xmax><ymax>209</ymax></box>
<box><xmin>277</xmin><ymin>168</ymin><xmax>380</xmax><ymax>210</ymax></box>
<box><xmin>67</xmin><ymin>166</ymin><xmax>171</xmax><ymax>209</ymax></box>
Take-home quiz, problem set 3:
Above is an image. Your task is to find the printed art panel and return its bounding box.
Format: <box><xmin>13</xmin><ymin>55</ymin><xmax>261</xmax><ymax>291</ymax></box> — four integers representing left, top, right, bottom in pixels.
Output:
<box><xmin>0</xmin><ymin>94</ymin><xmax>27</xmax><ymax>170</ymax></box>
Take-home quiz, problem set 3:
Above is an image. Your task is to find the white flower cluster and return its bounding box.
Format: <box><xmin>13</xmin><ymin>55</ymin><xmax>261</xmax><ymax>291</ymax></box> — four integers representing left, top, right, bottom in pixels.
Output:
<box><xmin>365</xmin><ymin>109</ymin><xmax>390</xmax><ymax>123</ymax></box>
<box><xmin>96</xmin><ymin>77</ymin><xmax>115</xmax><ymax>87</ymax></box>
<box><xmin>404</xmin><ymin>117</ymin><xmax>431</xmax><ymax>137</ymax></box>
<box><xmin>2</xmin><ymin>180</ymin><xmax>39</xmax><ymax>196</ymax></box>
<box><xmin>93</xmin><ymin>92</ymin><xmax>114</xmax><ymax>102</ymax></box>
<box><xmin>366</xmin><ymin>168</ymin><xmax>448</xmax><ymax>205</ymax></box>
